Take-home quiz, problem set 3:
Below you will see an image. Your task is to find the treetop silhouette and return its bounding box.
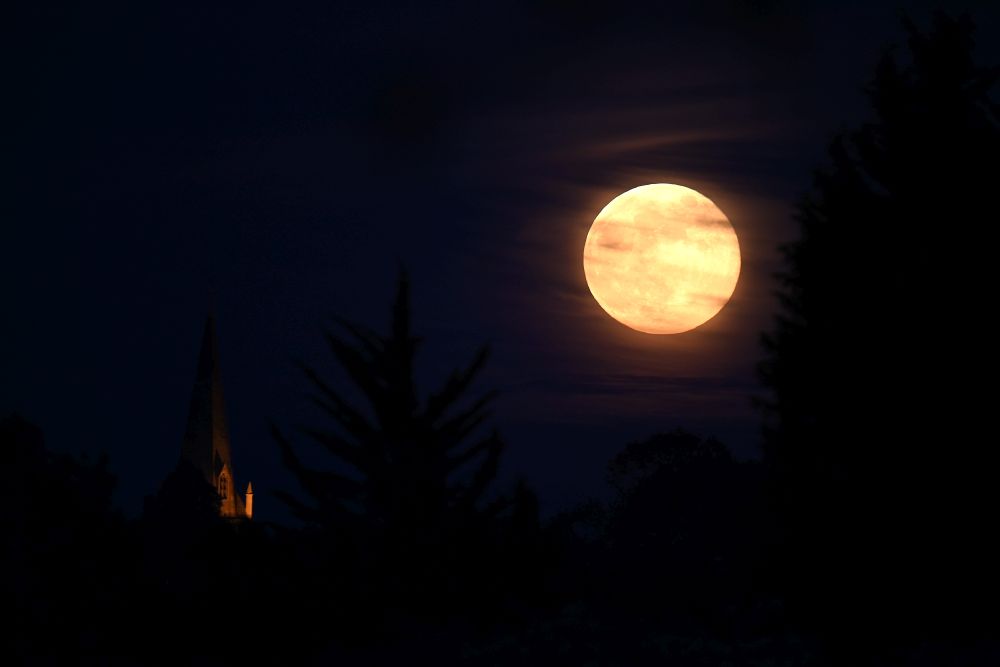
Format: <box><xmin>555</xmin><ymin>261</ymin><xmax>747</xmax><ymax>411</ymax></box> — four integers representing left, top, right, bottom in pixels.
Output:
<box><xmin>274</xmin><ymin>272</ymin><xmax>505</xmax><ymax>540</ymax></box>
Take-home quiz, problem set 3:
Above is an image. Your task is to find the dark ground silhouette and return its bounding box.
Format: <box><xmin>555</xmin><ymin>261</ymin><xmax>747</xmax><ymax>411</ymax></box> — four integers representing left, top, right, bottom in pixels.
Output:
<box><xmin>2</xmin><ymin>12</ymin><xmax>998</xmax><ymax>665</ymax></box>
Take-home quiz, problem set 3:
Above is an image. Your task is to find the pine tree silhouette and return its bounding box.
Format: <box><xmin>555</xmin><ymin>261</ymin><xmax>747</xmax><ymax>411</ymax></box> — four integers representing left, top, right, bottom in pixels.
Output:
<box><xmin>272</xmin><ymin>272</ymin><xmax>506</xmax><ymax>606</ymax></box>
<box><xmin>758</xmin><ymin>13</ymin><xmax>998</xmax><ymax>644</ymax></box>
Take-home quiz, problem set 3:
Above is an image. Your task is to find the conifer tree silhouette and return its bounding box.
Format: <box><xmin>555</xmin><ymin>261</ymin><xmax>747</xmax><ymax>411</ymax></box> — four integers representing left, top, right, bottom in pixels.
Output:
<box><xmin>273</xmin><ymin>272</ymin><xmax>504</xmax><ymax>559</ymax></box>
<box><xmin>759</xmin><ymin>13</ymin><xmax>998</xmax><ymax>641</ymax></box>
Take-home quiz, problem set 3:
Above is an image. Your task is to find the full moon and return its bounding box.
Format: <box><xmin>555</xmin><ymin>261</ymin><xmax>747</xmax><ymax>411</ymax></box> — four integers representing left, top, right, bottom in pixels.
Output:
<box><xmin>583</xmin><ymin>184</ymin><xmax>741</xmax><ymax>334</ymax></box>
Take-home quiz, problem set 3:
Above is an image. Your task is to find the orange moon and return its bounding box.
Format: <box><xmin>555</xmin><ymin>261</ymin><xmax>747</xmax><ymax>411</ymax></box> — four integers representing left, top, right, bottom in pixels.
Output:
<box><xmin>583</xmin><ymin>184</ymin><xmax>741</xmax><ymax>334</ymax></box>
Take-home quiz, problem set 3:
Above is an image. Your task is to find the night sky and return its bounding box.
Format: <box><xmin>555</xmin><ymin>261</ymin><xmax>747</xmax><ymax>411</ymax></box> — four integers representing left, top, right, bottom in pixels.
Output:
<box><xmin>6</xmin><ymin>0</ymin><xmax>999</xmax><ymax>521</ymax></box>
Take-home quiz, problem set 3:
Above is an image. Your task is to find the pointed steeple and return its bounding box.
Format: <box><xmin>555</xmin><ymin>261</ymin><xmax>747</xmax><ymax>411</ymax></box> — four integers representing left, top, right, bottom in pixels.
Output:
<box><xmin>180</xmin><ymin>315</ymin><xmax>244</xmax><ymax>518</ymax></box>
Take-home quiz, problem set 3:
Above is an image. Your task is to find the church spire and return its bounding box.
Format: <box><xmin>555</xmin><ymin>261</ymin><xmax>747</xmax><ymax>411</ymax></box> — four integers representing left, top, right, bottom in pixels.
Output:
<box><xmin>179</xmin><ymin>315</ymin><xmax>248</xmax><ymax>518</ymax></box>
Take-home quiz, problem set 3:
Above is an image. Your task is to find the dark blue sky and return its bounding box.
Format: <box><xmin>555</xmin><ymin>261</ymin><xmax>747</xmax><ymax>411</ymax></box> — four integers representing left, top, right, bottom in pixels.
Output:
<box><xmin>5</xmin><ymin>0</ymin><xmax>998</xmax><ymax>519</ymax></box>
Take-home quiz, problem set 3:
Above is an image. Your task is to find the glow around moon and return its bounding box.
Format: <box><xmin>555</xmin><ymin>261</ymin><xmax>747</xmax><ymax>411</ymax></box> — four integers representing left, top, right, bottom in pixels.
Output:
<box><xmin>583</xmin><ymin>184</ymin><xmax>741</xmax><ymax>334</ymax></box>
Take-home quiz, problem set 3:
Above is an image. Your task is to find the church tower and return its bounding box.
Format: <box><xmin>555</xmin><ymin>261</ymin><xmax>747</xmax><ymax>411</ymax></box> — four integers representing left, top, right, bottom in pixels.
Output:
<box><xmin>180</xmin><ymin>315</ymin><xmax>252</xmax><ymax>519</ymax></box>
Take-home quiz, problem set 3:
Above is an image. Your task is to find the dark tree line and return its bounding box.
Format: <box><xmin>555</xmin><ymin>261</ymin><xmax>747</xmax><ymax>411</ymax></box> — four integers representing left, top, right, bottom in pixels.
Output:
<box><xmin>2</xmin><ymin>12</ymin><xmax>997</xmax><ymax>665</ymax></box>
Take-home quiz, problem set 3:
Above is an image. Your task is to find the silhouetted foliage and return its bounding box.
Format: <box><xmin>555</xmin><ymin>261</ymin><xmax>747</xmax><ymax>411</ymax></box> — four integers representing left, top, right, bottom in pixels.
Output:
<box><xmin>759</xmin><ymin>12</ymin><xmax>999</xmax><ymax>647</ymax></box>
<box><xmin>275</xmin><ymin>272</ymin><xmax>502</xmax><ymax>526</ymax></box>
<box><xmin>518</xmin><ymin>430</ymin><xmax>792</xmax><ymax>665</ymax></box>
<box><xmin>607</xmin><ymin>428</ymin><xmax>729</xmax><ymax>496</ymax></box>
<box><xmin>0</xmin><ymin>413</ymin><xmax>134</xmax><ymax>660</ymax></box>
<box><xmin>604</xmin><ymin>431</ymin><xmax>769</xmax><ymax>613</ymax></box>
<box><xmin>273</xmin><ymin>271</ymin><xmax>538</xmax><ymax>619</ymax></box>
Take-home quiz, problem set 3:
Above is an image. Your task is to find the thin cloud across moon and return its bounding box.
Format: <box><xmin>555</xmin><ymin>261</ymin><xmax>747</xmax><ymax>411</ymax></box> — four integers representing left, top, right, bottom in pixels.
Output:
<box><xmin>583</xmin><ymin>184</ymin><xmax>741</xmax><ymax>334</ymax></box>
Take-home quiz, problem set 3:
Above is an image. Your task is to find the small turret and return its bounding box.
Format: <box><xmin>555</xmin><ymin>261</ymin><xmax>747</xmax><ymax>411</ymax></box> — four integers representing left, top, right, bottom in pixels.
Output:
<box><xmin>245</xmin><ymin>482</ymin><xmax>253</xmax><ymax>520</ymax></box>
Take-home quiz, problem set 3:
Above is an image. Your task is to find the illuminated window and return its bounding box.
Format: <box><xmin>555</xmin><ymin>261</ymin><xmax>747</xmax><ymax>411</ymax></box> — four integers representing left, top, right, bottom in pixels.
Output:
<box><xmin>218</xmin><ymin>474</ymin><xmax>228</xmax><ymax>500</ymax></box>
